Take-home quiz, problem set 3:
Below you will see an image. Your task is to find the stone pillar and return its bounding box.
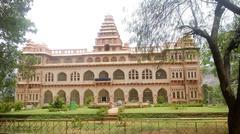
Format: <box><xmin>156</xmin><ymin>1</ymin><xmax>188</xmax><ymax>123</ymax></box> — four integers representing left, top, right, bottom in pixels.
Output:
<box><xmin>79</xmin><ymin>93</ymin><xmax>84</xmax><ymax>106</ymax></box>
<box><xmin>66</xmin><ymin>94</ymin><xmax>70</xmax><ymax>104</ymax></box>
<box><xmin>94</xmin><ymin>95</ymin><xmax>98</xmax><ymax>104</ymax></box>
<box><xmin>153</xmin><ymin>94</ymin><xmax>157</xmax><ymax>104</ymax></box>
<box><xmin>124</xmin><ymin>95</ymin><xmax>128</xmax><ymax>104</ymax></box>
<box><xmin>139</xmin><ymin>94</ymin><xmax>143</xmax><ymax>103</ymax></box>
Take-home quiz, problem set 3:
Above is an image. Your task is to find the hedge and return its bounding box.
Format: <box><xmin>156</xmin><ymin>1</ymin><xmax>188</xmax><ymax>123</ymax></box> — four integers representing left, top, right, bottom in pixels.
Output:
<box><xmin>119</xmin><ymin>112</ymin><xmax>227</xmax><ymax>118</ymax></box>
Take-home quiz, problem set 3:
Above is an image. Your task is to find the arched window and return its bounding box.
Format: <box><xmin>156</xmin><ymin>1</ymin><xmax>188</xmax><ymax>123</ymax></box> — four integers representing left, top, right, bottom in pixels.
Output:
<box><xmin>84</xmin><ymin>89</ymin><xmax>94</xmax><ymax>105</ymax></box>
<box><xmin>70</xmin><ymin>90</ymin><xmax>80</xmax><ymax>104</ymax></box>
<box><xmin>128</xmin><ymin>69</ymin><xmax>139</xmax><ymax>79</ymax></box>
<box><xmin>119</xmin><ymin>56</ymin><xmax>126</xmax><ymax>62</ymax></box>
<box><xmin>158</xmin><ymin>88</ymin><xmax>168</xmax><ymax>103</ymax></box>
<box><xmin>99</xmin><ymin>71</ymin><xmax>108</xmax><ymax>78</ymax></box>
<box><xmin>58</xmin><ymin>90</ymin><xmax>66</xmax><ymax>103</ymax></box>
<box><xmin>87</xmin><ymin>57</ymin><xmax>93</xmax><ymax>62</ymax></box>
<box><xmin>70</xmin><ymin>72</ymin><xmax>80</xmax><ymax>81</ymax></box>
<box><xmin>103</xmin><ymin>57</ymin><xmax>109</xmax><ymax>62</ymax></box>
<box><xmin>95</xmin><ymin>57</ymin><xmax>101</xmax><ymax>62</ymax></box>
<box><xmin>83</xmin><ymin>70</ymin><xmax>94</xmax><ymax>80</ymax></box>
<box><xmin>113</xmin><ymin>69</ymin><xmax>124</xmax><ymax>80</ymax></box>
<box><xmin>111</xmin><ymin>56</ymin><xmax>117</xmax><ymax>62</ymax></box>
<box><xmin>129</xmin><ymin>89</ymin><xmax>139</xmax><ymax>102</ymax></box>
<box><xmin>98</xmin><ymin>89</ymin><xmax>109</xmax><ymax>103</ymax></box>
<box><xmin>156</xmin><ymin>69</ymin><xmax>167</xmax><ymax>79</ymax></box>
<box><xmin>142</xmin><ymin>69</ymin><xmax>152</xmax><ymax>79</ymax></box>
<box><xmin>45</xmin><ymin>72</ymin><xmax>54</xmax><ymax>82</ymax></box>
<box><xmin>143</xmin><ymin>88</ymin><xmax>153</xmax><ymax>103</ymax></box>
<box><xmin>44</xmin><ymin>90</ymin><xmax>53</xmax><ymax>104</ymax></box>
<box><xmin>114</xmin><ymin>89</ymin><xmax>124</xmax><ymax>102</ymax></box>
<box><xmin>76</xmin><ymin>57</ymin><xmax>84</xmax><ymax>63</ymax></box>
<box><xmin>57</xmin><ymin>72</ymin><xmax>67</xmax><ymax>81</ymax></box>
<box><xmin>104</xmin><ymin>44</ymin><xmax>110</xmax><ymax>51</ymax></box>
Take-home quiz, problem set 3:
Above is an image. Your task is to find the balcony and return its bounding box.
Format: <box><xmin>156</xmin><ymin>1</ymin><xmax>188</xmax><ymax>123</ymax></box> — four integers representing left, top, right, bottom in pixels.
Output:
<box><xmin>94</xmin><ymin>77</ymin><xmax>112</xmax><ymax>84</ymax></box>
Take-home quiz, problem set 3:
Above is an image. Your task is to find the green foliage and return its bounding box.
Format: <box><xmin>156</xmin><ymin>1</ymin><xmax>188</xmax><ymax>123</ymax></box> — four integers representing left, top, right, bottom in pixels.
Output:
<box><xmin>202</xmin><ymin>84</ymin><xmax>226</xmax><ymax>105</ymax></box>
<box><xmin>69</xmin><ymin>101</ymin><xmax>78</xmax><ymax>110</ymax></box>
<box><xmin>48</xmin><ymin>96</ymin><xmax>68</xmax><ymax>112</ymax></box>
<box><xmin>157</xmin><ymin>95</ymin><xmax>166</xmax><ymax>104</ymax></box>
<box><xmin>0</xmin><ymin>0</ymin><xmax>36</xmax><ymax>101</ymax></box>
<box><xmin>0</xmin><ymin>102</ymin><xmax>13</xmax><ymax>113</ymax></box>
<box><xmin>14</xmin><ymin>101</ymin><xmax>23</xmax><ymax>111</ymax></box>
<box><xmin>96</xmin><ymin>108</ymin><xmax>107</xmax><ymax>119</ymax></box>
<box><xmin>84</xmin><ymin>96</ymin><xmax>93</xmax><ymax>105</ymax></box>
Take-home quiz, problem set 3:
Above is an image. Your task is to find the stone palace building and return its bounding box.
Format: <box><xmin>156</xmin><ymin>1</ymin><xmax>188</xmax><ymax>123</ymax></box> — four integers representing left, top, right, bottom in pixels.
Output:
<box><xmin>16</xmin><ymin>15</ymin><xmax>202</xmax><ymax>106</ymax></box>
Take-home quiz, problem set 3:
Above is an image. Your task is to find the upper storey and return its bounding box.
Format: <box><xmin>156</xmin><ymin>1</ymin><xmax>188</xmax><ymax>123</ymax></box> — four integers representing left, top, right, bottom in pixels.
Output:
<box><xmin>94</xmin><ymin>15</ymin><xmax>127</xmax><ymax>52</ymax></box>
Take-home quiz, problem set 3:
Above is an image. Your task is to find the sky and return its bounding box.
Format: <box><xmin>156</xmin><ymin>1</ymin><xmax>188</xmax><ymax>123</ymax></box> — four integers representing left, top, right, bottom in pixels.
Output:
<box><xmin>26</xmin><ymin>0</ymin><xmax>139</xmax><ymax>50</ymax></box>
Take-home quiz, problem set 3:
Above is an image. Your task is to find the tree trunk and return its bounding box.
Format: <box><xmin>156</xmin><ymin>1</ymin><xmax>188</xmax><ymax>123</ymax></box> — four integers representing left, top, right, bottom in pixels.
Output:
<box><xmin>228</xmin><ymin>107</ymin><xmax>240</xmax><ymax>134</ymax></box>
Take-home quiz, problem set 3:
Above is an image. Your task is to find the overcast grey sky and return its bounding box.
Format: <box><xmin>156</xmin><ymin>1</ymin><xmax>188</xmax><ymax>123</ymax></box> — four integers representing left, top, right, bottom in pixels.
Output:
<box><xmin>26</xmin><ymin>0</ymin><xmax>139</xmax><ymax>50</ymax></box>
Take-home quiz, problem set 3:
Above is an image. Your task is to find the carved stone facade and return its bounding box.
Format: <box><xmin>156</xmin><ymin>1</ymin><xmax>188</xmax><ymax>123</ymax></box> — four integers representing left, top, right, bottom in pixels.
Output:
<box><xmin>16</xmin><ymin>15</ymin><xmax>202</xmax><ymax>106</ymax></box>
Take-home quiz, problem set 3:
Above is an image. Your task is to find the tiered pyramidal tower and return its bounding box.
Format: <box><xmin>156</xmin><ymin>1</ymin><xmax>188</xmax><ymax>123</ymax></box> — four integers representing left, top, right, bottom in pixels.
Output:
<box><xmin>94</xmin><ymin>15</ymin><xmax>124</xmax><ymax>52</ymax></box>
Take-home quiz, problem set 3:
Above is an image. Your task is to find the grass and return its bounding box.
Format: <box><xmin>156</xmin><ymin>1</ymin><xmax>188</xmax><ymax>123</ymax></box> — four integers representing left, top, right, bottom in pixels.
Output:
<box><xmin>123</xmin><ymin>106</ymin><xmax>228</xmax><ymax>113</ymax></box>
<box><xmin>1</xmin><ymin>106</ymin><xmax>99</xmax><ymax>115</ymax></box>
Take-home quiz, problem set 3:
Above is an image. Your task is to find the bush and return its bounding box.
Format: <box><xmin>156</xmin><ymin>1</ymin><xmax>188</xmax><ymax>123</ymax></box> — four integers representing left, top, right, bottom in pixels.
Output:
<box><xmin>50</xmin><ymin>96</ymin><xmax>65</xmax><ymax>109</ymax></box>
<box><xmin>88</xmin><ymin>105</ymin><xmax>110</xmax><ymax>109</ymax></box>
<box><xmin>0</xmin><ymin>102</ymin><xmax>13</xmax><ymax>113</ymax></box>
<box><xmin>157</xmin><ymin>96</ymin><xmax>167</xmax><ymax>104</ymax></box>
<box><xmin>14</xmin><ymin>101</ymin><xmax>23</xmax><ymax>111</ymax></box>
<box><xmin>96</xmin><ymin>108</ymin><xmax>107</xmax><ymax>119</ymax></box>
<box><xmin>69</xmin><ymin>101</ymin><xmax>78</xmax><ymax>110</ymax></box>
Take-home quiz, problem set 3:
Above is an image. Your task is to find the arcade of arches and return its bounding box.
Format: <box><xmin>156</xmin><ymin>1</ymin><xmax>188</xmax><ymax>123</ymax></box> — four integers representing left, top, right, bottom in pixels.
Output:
<box><xmin>43</xmin><ymin>88</ymin><xmax>169</xmax><ymax>105</ymax></box>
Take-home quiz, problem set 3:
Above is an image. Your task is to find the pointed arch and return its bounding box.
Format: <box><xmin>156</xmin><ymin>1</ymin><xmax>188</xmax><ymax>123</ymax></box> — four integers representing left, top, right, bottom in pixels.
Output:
<box><xmin>129</xmin><ymin>89</ymin><xmax>139</xmax><ymax>102</ymax></box>
<box><xmin>57</xmin><ymin>90</ymin><xmax>66</xmax><ymax>103</ymax></box>
<box><xmin>157</xmin><ymin>88</ymin><xmax>168</xmax><ymax>103</ymax></box>
<box><xmin>99</xmin><ymin>71</ymin><xmax>109</xmax><ymax>78</ymax></box>
<box><xmin>57</xmin><ymin>72</ymin><xmax>67</xmax><ymax>81</ymax></box>
<box><xmin>111</xmin><ymin>56</ymin><xmax>117</xmax><ymax>62</ymax></box>
<box><xmin>156</xmin><ymin>69</ymin><xmax>167</xmax><ymax>79</ymax></box>
<box><xmin>119</xmin><ymin>56</ymin><xmax>126</xmax><ymax>61</ymax></box>
<box><xmin>95</xmin><ymin>57</ymin><xmax>101</xmax><ymax>62</ymax></box>
<box><xmin>114</xmin><ymin>89</ymin><xmax>124</xmax><ymax>102</ymax></box>
<box><xmin>44</xmin><ymin>90</ymin><xmax>53</xmax><ymax>104</ymax></box>
<box><xmin>98</xmin><ymin>89</ymin><xmax>109</xmax><ymax>103</ymax></box>
<box><xmin>113</xmin><ymin>69</ymin><xmax>125</xmax><ymax>80</ymax></box>
<box><xmin>143</xmin><ymin>88</ymin><xmax>153</xmax><ymax>103</ymax></box>
<box><xmin>87</xmin><ymin>57</ymin><xmax>93</xmax><ymax>62</ymax></box>
<box><xmin>84</xmin><ymin>89</ymin><xmax>94</xmax><ymax>105</ymax></box>
<box><xmin>70</xmin><ymin>90</ymin><xmax>80</xmax><ymax>105</ymax></box>
<box><xmin>103</xmin><ymin>57</ymin><xmax>109</xmax><ymax>62</ymax></box>
<box><xmin>83</xmin><ymin>70</ymin><xmax>94</xmax><ymax>80</ymax></box>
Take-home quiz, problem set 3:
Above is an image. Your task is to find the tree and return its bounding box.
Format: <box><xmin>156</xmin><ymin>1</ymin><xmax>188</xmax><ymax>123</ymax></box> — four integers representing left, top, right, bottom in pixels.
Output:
<box><xmin>18</xmin><ymin>55</ymin><xmax>38</xmax><ymax>104</ymax></box>
<box><xmin>129</xmin><ymin>0</ymin><xmax>240</xmax><ymax>133</ymax></box>
<box><xmin>0</xmin><ymin>0</ymin><xmax>36</xmax><ymax>101</ymax></box>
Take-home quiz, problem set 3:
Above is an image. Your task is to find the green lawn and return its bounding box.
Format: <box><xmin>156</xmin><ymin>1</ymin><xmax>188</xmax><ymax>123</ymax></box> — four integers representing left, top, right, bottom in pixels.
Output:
<box><xmin>1</xmin><ymin>107</ymin><xmax>98</xmax><ymax>115</ymax></box>
<box><xmin>123</xmin><ymin>106</ymin><xmax>228</xmax><ymax>113</ymax></box>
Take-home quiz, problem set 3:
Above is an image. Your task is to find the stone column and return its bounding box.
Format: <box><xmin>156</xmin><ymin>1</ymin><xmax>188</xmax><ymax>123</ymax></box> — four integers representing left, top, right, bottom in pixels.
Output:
<box><xmin>79</xmin><ymin>93</ymin><xmax>84</xmax><ymax>106</ymax></box>
<box><xmin>66</xmin><ymin>93</ymin><xmax>70</xmax><ymax>105</ymax></box>
<box><xmin>153</xmin><ymin>94</ymin><xmax>157</xmax><ymax>104</ymax></box>
<box><xmin>94</xmin><ymin>95</ymin><xmax>98</xmax><ymax>104</ymax></box>
<box><xmin>124</xmin><ymin>95</ymin><xmax>128</xmax><ymax>104</ymax></box>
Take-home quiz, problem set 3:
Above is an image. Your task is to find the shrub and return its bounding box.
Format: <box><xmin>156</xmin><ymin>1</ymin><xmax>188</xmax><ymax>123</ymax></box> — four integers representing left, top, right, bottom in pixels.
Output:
<box><xmin>96</xmin><ymin>107</ymin><xmax>107</xmax><ymax>119</ymax></box>
<box><xmin>50</xmin><ymin>96</ymin><xmax>65</xmax><ymax>109</ymax></box>
<box><xmin>84</xmin><ymin>96</ymin><xmax>93</xmax><ymax>105</ymax></box>
<box><xmin>14</xmin><ymin>101</ymin><xmax>23</xmax><ymax>111</ymax></box>
<box><xmin>0</xmin><ymin>102</ymin><xmax>13</xmax><ymax>113</ymax></box>
<box><xmin>157</xmin><ymin>96</ymin><xmax>166</xmax><ymax>104</ymax></box>
<box><xmin>69</xmin><ymin>101</ymin><xmax>78</xmax><ymax>110</ymax></box>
